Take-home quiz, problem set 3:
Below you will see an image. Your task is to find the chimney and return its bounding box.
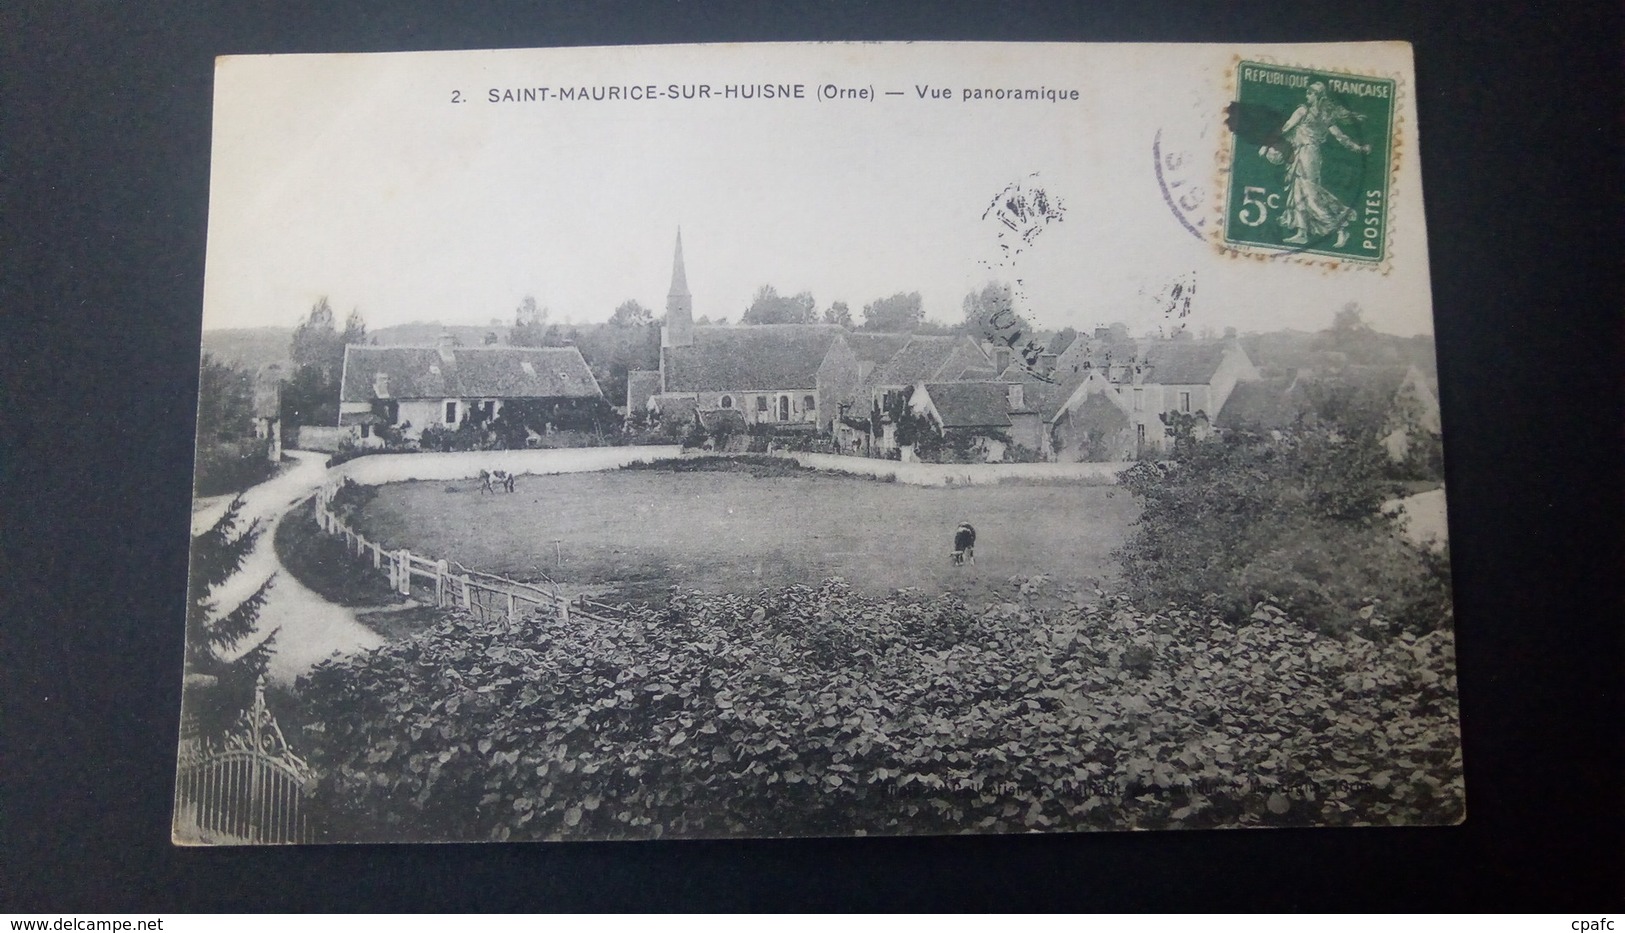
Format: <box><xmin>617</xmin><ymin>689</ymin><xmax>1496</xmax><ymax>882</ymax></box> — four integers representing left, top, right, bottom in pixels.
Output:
<box><xmin>992</xmin><ymin>346</ymin><xmax>1012</xmax><ymax>374</ymax></box>
<box><xmin>1038</xmin><ymin>352</ymin><xmax>1058</xmax><ymax>377</ymax></box>
<box><xmin>1094</xmin><ymin>326</ymin><xmax>1111</xmax><ymax>339</ymax></box>
<box><xmin>373</xmin><ymin>371</ymin><xmax>390</xmax><ymax>398</ymax></box>
<box><xmin>436</xmin><ymin>331</ymin><xmax>456</xmax><ymax>349</ymax></box>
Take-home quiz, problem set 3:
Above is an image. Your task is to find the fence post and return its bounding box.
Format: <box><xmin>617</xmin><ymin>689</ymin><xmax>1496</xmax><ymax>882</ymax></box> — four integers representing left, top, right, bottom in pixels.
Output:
<box><xmin>398</xmin><ymin>550</ymin><xmax>412</xmax><ymax>595</ymax></box>
<box><xmin>372</xmin><ymin>542</ymin><xmax>382</xmax><ymax>569</ymax></box>
<box><xmin>557</xmin><ymin>596</ymin><xmax>570</xmax><ymax>625</ymax></box>
<box><xmin>460</xmin><ymin>575</ymin><xmax>472</xmax><ymax>609</ymax></box>
<box><xmin>506</xmin><ymin>592</ymin><xmax>516</xmax><ymax>624</ymax></box>
<box><xmin>435</xmin><ymin>559</ymin><xmax>449</xmax><ymax>607</ymax></box>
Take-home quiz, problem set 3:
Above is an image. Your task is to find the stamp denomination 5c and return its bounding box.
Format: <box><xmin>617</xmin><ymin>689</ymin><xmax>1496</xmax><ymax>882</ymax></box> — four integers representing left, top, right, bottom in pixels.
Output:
<box><xmin>1222</xmin><ymin>61</ymin><xmax>1397</xmax><ymax>264</ymax></box>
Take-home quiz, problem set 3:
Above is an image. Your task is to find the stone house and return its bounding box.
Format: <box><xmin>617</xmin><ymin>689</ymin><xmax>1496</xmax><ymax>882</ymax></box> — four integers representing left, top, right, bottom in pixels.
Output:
<box><xmin>338</xmin><ymin>337</ymin><xmax>603</xmax><ymax>442</ymax></box>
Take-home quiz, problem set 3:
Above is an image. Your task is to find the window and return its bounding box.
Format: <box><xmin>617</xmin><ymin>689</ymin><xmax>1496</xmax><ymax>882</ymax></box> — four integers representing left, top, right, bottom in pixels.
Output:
<box><xmin>360</xmin><ymin>423</ymin><xmax>372</xmax><ymax>439</ymax></box>
<box><xmin>778</xmin><ymin>396</ymin><xmax>790</xmax><ymax>421</ymax></box>
<box><xmin>445</xmin><ymin>401</ymin><xmax>459</xmax><ymax>423</ymax></box>
<box><xmin>803</xmin><ymin>395</ymin><xmax>816</xmax><ymax>411</ymax></box>
<box><xmin>1136</xmin><ymin>424</ymin><xmax>1146</xmax><ymax>443</ymax></box>
<box><xmin>756</xmin><ymin>396</ymin><xmax>768</xmax><ymax>412</ymax></box>
<box><xmin>1133</xmin><ymin>388</ymin><xmax>1144</xmax><ymax>412</ymax></box>
<box><xmin>1179</xmin><ymin>391</ymin><xmax>1192</xmax><ymax>413</ymax></box>
<box><xmin>720</xmin><ymin>395</ymin><xmax>733</xmax><ymax>409</ymax></box>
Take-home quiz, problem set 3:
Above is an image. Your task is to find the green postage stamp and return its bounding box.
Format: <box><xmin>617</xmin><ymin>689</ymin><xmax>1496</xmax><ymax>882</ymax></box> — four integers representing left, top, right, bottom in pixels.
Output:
<box><xmin>1223</xmin><ymin>61</ymin><xmax>1397</xmax><ymax>264</ymax></box>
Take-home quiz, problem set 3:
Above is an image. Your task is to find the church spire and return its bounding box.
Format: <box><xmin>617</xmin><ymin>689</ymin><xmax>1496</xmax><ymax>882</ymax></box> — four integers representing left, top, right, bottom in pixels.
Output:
<box><xmin>668</xmin><ymin>228</ymin><xmax>690</xmax><ymax>298</ymax></box>
<box><xmin>661</xmin><ymin>228</ymin><xmax>694</xmax><ymax>349</ymax></box>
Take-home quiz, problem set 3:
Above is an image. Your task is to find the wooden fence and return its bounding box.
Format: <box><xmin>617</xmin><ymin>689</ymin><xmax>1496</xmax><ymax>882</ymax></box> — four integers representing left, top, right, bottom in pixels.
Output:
<box><xmin>313</xmin><ymin>484</ymin><xmax>622</xmax><ymax>626</ymax></box>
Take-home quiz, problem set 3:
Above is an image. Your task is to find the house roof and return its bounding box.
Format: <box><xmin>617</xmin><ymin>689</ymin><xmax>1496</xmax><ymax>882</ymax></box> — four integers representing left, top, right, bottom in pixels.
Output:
<box><xmin>869</xmin><ymin>336</ymin><xmax>995</xmax><ymax>388</ymax></box>
<box><xmin>627</xmin><ymin>369</ymin><xmax>663</xmax><ymax>409</ymax></box>
<box><xmin>1051</xmin><ymin>335</ymin><xmax>1137</xmax><ymax>379</ymax></box>
<box><xmin>1139</xmin><ymin>341</ymin><xmax>1233</xmax><ymax>385</ymax></box>
<box><xmin>1001</xmin><ymin>367</ymin><xmax>1096</xmax><ymax>422</ymax></box>
<box><xmin>340</xmin><ymin>345</ymin><xmax>602</xmax><ymax>402</ymax></box>
<box><xmin>662</xmin><ymin>325</ymin><xmax>844</xmax><ymax>392</ymax></box>
<box><xmin>923</xmin><ymin>382</ymin><xmax>1014</xmax><ymax>428</ymax></box>
<box><xmin>1214</xmin><ymin>377</ymin><xmax>1302</xmax><ymax>430</ymax></box>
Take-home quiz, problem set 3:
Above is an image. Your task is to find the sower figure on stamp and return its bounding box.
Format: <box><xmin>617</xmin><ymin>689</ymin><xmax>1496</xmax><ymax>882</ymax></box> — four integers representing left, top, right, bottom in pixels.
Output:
<box><xmin>952</xmin><ymin>521</ymin><xmax>977</xmax><ymax>566</ymax></box>
<box><xmin>1268</xmin><ymin>81</ymin><xmax>1370</xmax><ymax>247</ymax></box>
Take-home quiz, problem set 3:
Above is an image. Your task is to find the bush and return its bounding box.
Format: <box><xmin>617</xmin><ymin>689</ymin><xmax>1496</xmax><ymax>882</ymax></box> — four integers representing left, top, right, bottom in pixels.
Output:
<box><xmin>1116</xmin><ymin>425</ymin><xmax>1451</xmax><ymax>635</ymax></box>
<box><xmin>194</xmin><ymin>438</ymin><xmax>275</xmax><ymax>496</ymax></box>
<box><xmin>272</xmin><ymin>499</ymin><xmax>404</xmax><ymax>608</ymax></box>
<box><xmin>293</xmin><ymin>577</ymin><xmax>1462</xmax><ymax>842</ymax></box>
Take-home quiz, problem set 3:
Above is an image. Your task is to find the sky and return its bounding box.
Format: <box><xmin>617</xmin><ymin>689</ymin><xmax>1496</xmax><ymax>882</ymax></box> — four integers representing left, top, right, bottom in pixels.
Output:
<box><xmin>202</xmin><ymin>42</ymin><xmax>1435</xmax><ymax>339</ymax></box>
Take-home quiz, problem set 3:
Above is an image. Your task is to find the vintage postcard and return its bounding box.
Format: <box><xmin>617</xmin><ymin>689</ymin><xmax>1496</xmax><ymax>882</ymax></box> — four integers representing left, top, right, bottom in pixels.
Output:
<box><xmin>178</xmin><ymin>41</ymin><xmax>1459</xmax><ymax>844</ymax></box>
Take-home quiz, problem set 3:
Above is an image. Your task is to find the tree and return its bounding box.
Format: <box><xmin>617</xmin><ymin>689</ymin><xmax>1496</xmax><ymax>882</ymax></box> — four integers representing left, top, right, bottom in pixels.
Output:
<box><xmin>822</xmin><ymin>301</ymin><xmax>853</xmax><ymax>328</ymax></box>
<box><xmin>290</xmin><ymin>297</ymin><xmax>340</xmax><ymax>380</ymax></box>
<box><xmin>284</xmin><ymin>297</ymin><xmax>361</xmax><ymax>427</ymax></box>
<box><xmin>960</xmin><ymin>282</ymin><xmax>1029</xmax><ymax>341</ymax></box>
<box><xmin>196</xmin><ymin>353</ymin><xmax>256</xmax><ymax>442</ymax></box>
<box><xmin>511</xmin><ymin>295</ymin><xmax>550</xmax><ymax>347</ymax></box>
<box><xmin>186</xmin><ymin>497</ymin><xmax>278</xmax><ymax>740</ymax></box>
<box><xmin>1313</xmin><ymin>302</ymin><xmax>1395</xmax><ymax>364</ymax></box>
<box><xmin>860</xmin><ymin>292</ymin><xmax>924</xmax><ymax>332</ymax></box>
<box><xmin>608</xmin><ymin>299</ymin><xmax>654</xmax><ymax>327</ymax></box>
<box><xmin>742</xmin><ymin>285</ymin><xmax>817</xmax><ymax>325</ymax></box>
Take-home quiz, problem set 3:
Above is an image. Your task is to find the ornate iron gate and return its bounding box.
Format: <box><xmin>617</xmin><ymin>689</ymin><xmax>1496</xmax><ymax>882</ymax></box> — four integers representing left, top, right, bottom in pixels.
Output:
<box><xmin>174</xmin><ymin>678</ymin><xmax>315</xmax><ymax>844</ymax></box>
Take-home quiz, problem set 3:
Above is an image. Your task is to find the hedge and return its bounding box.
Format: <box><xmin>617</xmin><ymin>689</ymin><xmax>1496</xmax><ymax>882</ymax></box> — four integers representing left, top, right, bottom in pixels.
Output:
<box><xmin>294</xmin><ymin>576</ymin><xmax>1462</xmax><ymax>842</ymax></box>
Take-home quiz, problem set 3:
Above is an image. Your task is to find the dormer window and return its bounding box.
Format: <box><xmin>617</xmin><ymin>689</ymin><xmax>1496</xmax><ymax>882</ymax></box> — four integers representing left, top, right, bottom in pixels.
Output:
<box><xmin>1007</xmin><ymin>384</ymin><xmax>1025</xmax><ymax>409</ymax></box>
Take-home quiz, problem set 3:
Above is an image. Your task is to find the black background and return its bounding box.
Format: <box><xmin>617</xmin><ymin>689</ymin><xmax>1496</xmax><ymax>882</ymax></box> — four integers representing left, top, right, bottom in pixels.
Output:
<box><xmin>3</xmin><ymin>0</ymin><xmax>1620</xmax><ymax>912</ymax></box>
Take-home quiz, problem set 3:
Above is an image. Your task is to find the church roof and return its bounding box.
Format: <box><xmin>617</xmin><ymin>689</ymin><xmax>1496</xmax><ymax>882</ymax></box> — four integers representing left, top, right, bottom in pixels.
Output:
<box><xmin>662</xmin><ymin>325</ymin><xmax>844</xmax><ymax>392</ymax></box>
<box><xmin>843</xmin><ymin>332</ymin><xmax>914</xmax><ymax>365</ymax></box>
<box><xmin>868</xmin><ymin>336</ymin><xmax>995</xmax><ymax>388</ymax></box>
<box><xmin>923</xmin><ymin>382</ymin><xmax>1014</xmax><ymax>429</ymax></box>
<box><xmin>340</xmin><ymin>345</ymin><xmax>602</xmax><ymax>402</ymax></box>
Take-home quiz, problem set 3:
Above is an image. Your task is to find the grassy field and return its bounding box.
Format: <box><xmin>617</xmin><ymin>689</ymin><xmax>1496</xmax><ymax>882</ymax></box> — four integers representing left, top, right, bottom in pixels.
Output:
<box><xmin>351</xmin><ymin>469</ymin><xmax>1139</xmax><ymax>606</ymax></box>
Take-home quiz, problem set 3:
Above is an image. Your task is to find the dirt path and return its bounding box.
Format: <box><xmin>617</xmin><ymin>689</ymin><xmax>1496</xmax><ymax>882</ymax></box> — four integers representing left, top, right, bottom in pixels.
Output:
<box><xmin>198</xmin><ymin>450</ymin><xmax>382</xmax><ymax>683</ymax></box>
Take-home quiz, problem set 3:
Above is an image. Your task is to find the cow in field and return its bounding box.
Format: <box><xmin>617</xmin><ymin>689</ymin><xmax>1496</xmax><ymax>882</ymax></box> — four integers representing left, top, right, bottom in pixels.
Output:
<box><xmin>479</xmin><ymin>469</ymin><xmax>517</xmax><ymax>494</ymax></box>
<box><xmin>952</xmin><ymin>521</ymin><xmax>977</xmax><ymax>566</ymax></box>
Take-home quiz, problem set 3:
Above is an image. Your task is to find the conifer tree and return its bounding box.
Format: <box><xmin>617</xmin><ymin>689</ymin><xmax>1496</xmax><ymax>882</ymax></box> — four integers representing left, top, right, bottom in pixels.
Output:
<box><xmin>185</xmin><ymin>496</ymin><xmax>278</xmax><ymax>740</ymax></box>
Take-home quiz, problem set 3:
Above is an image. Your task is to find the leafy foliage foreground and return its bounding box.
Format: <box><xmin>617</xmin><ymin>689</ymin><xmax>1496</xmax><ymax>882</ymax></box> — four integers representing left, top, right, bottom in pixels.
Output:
<box><xmin>295</xmin><ymin>577</ymin><xmax>1461</xmax><ymax>841</ymax></box>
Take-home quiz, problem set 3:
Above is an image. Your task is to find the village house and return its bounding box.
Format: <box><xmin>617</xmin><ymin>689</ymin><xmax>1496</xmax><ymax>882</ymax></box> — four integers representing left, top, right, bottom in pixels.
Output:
<box><xmin>337</xmin><ymin>337</ymin><xmax>603</xmax><ymax>444</ymax></box>
<box><xmin>1216</xmin><ymin>363</ymin><xmax>1441</xmax><ymax>461</ymax></box>
<box><xmin>992</xmin><ymin>335</ymin><xmax>1259</xmax><ymax>460</ymax></box>
<box><xmin>906</xmin><ymin>381</ymin><xmax>1021</xmax><ymax>462</ymax></box>
<box><xmin>858</xmin><ymin>335</ymin><xmax>999</xmax><ymax>454</ymax></box>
